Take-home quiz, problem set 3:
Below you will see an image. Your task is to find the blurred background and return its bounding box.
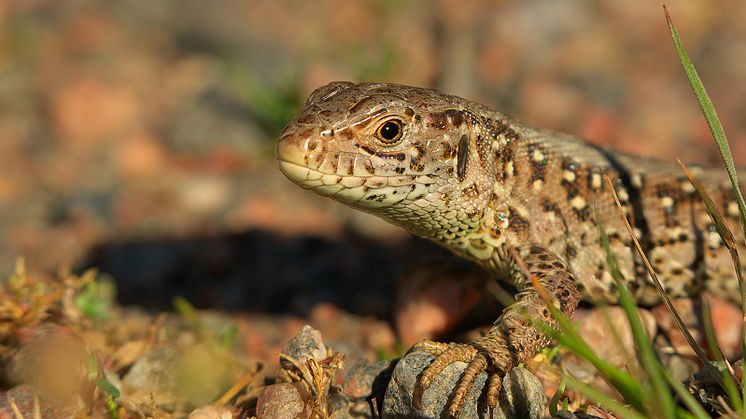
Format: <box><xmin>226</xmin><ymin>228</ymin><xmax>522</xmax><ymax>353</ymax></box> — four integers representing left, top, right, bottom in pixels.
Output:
<box><xmin>1</xmin><ymin>0</ymin><xmax>746</xmax><ymax>314</ymax></box>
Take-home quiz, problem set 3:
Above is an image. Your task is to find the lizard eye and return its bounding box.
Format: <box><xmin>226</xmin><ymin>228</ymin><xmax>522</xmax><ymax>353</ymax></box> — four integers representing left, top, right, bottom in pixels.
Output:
<box><xmin>375</xmin><ymin>119</ymin><xmax>403</xmax><ymax>145</ymax></box>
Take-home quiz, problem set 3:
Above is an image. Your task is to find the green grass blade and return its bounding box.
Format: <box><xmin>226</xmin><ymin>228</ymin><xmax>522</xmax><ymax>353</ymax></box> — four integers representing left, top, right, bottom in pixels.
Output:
<box><xmin>701</xmin><ymin>297</ymin><xmax>742</xmax><ymax>410</ymax></box>
<box><xmin>664</xmin><ymin>6</ymin><xmax>746</xmax><ymax>238</ymax></box>
<box><xmin>520</xmin><ymin>244</ymin><xmax>646</xmax><ymax>409</ymax></box>
<box><xmin>674</xmin><ymin>409</ymin><xmax>699</xmax><ymax>419</ymax></box>
<box><xmin>563</xmin><ymin>375</ymin><xmax>647</xmax><ymax>419</ymax></box>
<box><xmin>666</xmin><ymin>7</ymin><xmax>746</xmax><ymax>410</ymax></box>
<box><xmin>548</xmin><ymin>379</ymin><xmax>566</xmax><ymax>416</ymax></box>
<box><xmin>537</xmin><ymin>305</ymin><xmax>646</xmax><ymax>412</ymax></box>
<box><xmin>598</xmin><ymin>218</ymin><xmax>676</xmax><ymax>419</ymax></box>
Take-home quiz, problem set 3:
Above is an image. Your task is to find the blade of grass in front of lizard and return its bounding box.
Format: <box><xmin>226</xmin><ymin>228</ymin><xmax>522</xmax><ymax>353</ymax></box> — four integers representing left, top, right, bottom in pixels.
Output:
<box><xmin>597</xmin><ymin>210</ymin><xmax>674</xmax><ymax>418</ymax></box>
<box><xmin>666</xmin><ymin>8</ymin><xmax>746</xmax><ymax>409</ymax></box>
<box><xmin>563</xmin><ymin>375</ymin><xmax>648</xmax><ymax>419</ymax></box>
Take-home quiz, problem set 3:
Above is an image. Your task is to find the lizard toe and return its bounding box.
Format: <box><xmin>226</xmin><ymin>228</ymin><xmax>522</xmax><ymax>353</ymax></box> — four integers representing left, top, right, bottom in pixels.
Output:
<box><xmin>408</xmin><ymin>339</ymin><xmax>454</xmax><ymax>356</ymax></box>
<box><xmin>486</xmin><ymin>372</ymin><xmax>502</xmax><ymax>410</ymax></box>
<box><xmin>447</xmin><ymin>352</ymin><xmax>489</xmax><ymax>417</ymax></box>
<box><xmin>411</xmin><ymin>342</ymin><xmax>478</xmax><ymax>409</ymax></box>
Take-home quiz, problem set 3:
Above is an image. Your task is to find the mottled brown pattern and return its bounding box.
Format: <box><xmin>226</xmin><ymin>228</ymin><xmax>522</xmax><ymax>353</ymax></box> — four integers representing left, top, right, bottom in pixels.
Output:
<box><xmin>276</xmin><ymin>81</ymin><xmax>745</xmax><ymax>416</ymax></box>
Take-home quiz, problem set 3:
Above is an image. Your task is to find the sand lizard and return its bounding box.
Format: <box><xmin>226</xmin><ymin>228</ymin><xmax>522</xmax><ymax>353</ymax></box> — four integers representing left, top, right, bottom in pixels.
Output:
<box><xmin>276</xmin><ymin>81</ymin><xmax>744</xmax><ymax>417</ymax></box>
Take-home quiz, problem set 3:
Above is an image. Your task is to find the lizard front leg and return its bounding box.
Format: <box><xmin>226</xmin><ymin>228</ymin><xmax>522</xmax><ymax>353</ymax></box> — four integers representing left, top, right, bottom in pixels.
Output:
<box><xmin>410</xmin><ymin>244</ymin><xmax>581</xmax><ymax>417</ymax></box>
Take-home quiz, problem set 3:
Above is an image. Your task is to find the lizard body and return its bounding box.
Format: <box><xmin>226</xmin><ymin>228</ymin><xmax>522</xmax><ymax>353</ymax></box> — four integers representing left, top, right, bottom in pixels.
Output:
<box><xmin>276</xmin><ymin>81</ymin><xmax>744</xmax><ymax>416</ymax></box>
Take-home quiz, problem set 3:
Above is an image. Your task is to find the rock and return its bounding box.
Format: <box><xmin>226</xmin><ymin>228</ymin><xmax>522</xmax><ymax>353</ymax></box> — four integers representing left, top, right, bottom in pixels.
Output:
<box><xmin>121</xmin><ymin>348</ymin><xmax>182</xmax><ymax>408</ymax></box>
<box><xmin>280</xmin><ymin>325</ymin><xmax>327</xmax><ymax>367</ymax></box>
<box><xmin>652</xmin><ymin>296</ymin><xmax>743</xmax><ymax>359</ymax></box>
<box><xmin>562</xmin><ymin>306</ymin><xmax>656</xmax><ymax>386</ymax></box>
<box><xmin>326</xmin><ymin>388</ymin><xmax>352</xmax><ymax>419</ymax></box>
<box><xmin>256</xmin><ymin>382</ymin><xmax>352</xmax><ymax>419</ymax></box>
<box><xmin>188</xmin><ymin>404</ymin><xmax>234</xmax><ymax>419</ymax></box>
<box><xmin>6</xmin><ymin>323</ymin><xmax>87</xmax><ymax>399</ymax></box>
<box><xmin>656</xmin><ymin>334</ymin><xmax>699</xmax><ymax>383</ymax></box>
<box><xmin>256</xmin><ymin>383</ymin><xmax>305</xmax><ymax>419</ymax></box>
<box><xmin>490</xmin><ymin>367</ymin><xmax>545</xmax><ymax>419</ymax></box>
<box><xmin>344</xmin><ymin>359</ymin><xmax>394</xmax><ymax>399</ymax></box>
<box><xmin>574</xmin><ymin>307</ymin><xmax>656</xmax><ymax>366</ymax></box>
<box><xmin>708</xmin><ymin>298</ymin><xmax>743</xmax><ymax>358</ymax></box>
<box><xmin>275</xmin><ymin>326</ymin><xmax>358</xmax><ymax>418</ymax></box>
<box><xmin>344</xmin><ymin>359</ymin><xmax>395</xmax><ymax>417</ymax></box>
<box><xmin>393</xmin><ymin>265</ymin><xmax>486</xmax><ymax>346</ymax></box>
<box><xmin>122</xmin><ymin>344</ymin><xmax>242</xmax><ymax>410</ymax></box>
<box><xmin>552</xmin><ymin>409</ymin><xmax>608</xmax><ymax>419</ymax></box>
<box><xmin>382</xmin><ymin>351</ymin><xmax>545</xmax><ymax>418</ymax></box>
<box><xmin>0</xmin><ymin>385</ymin><xmax>78</xmax><ymax>419</ymax></box>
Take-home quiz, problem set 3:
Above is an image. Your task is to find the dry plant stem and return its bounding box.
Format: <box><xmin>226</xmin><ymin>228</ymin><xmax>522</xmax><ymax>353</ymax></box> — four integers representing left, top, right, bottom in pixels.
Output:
<box><xmin>215</xmin><ymin>365</ymin><xmax>264</xmax><ymax>406</ymax></box>
<box><xmin>7</xmin><ymin>393</ymin><xmax>23</xmax><ymax>419</ymax></box>
<box><xmin>605</xmin><ymin>176</ymin><xmax>734</xmax><ymax>393</ymax></box>
<box><xmin>32</xmin><ymin>395</ymin><xmax>40</xmax><ymax>419</ymax></box>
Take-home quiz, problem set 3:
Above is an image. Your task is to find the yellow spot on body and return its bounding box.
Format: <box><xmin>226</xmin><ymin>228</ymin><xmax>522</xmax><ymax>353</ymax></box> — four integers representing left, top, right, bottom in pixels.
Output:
<box><xmin>532</xmin><ymin>179</ymin><xmax>543</xmax><ymax>191</ymax></box>
<box><xmin>728</xmin><ymin>201</ymin><xmax>739</xmax><ymax>217</ymax></box>
<box><xmin>661</xmin><ymin>196</ymin><xmax>674</xmax><ymax>208</ymax></box>
<box><xmin>505</xmin><ymin>161</ymin><xmax>514</xmax><ymax>177</ymax></box>
<box><xmin>563</xmin><ymin>171</ymin><xmax>576</xmax><ymax>182</ymax></box>
<box><xmin>591</xmin><ymin>174</ymin><xmax>602</xmax><ymax>190</ymax></box>
<box><xmin>570</xmin><ymin>195</ymin><xmax>586</xmax><ymax>210</ymax></box>
<box><xmin>617</xmin><ymin>188</ymin><xmax>629</xmax><ymax>202</ymax></box>
<box><xmin>681</xmin><ymin>181</ymin><xmax>695</xmax><ymax>194</ymax></box>
<box><xmin>532</xmin><ymin>150</ymin><xmax>545</xmax><ymax>162</ymax></box>
<box><xmin>631</xmin><ymin>173</ymin><xmax>643</xmax><ymax>188</ymax></box>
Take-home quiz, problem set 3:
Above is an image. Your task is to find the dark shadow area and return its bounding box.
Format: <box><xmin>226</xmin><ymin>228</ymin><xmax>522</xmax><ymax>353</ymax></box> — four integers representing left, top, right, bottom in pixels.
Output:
<box><xmin>77</xmin><ymin>228</ymin><xmax>460</xmax><ymax>318</ymax></box>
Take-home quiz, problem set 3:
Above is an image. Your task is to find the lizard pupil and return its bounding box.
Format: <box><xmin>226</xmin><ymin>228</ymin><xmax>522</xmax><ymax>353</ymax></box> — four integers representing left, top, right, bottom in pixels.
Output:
<box><xmin>377</xmin><ymin>120</ymin><xmax>403</xmax><ymax>143</ymax></box>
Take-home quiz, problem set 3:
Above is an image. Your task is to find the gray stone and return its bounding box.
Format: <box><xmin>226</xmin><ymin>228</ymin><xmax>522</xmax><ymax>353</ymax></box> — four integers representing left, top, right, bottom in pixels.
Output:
<box><xmin>328</xmin><ymin>387</ymin><xmax>353</xmax><ymax>419</ymax></box>
<box><xmin>344</xmin><ymin>358</ymin><xmax>395</xmax><ymax>400</ymax></box>
<box><xmin>382</xmin><ymin>351</ymin><xmax>545</xmax><ymax>418</ymax></box>
<box><xmin>255</xmin><ymin>383</ymin><xmax>305</xmax><ymax>419</ymax></box>
<box><xmin>280</xmin><ymin>325</ymin><xmax>327</xmax><ymax>367</ymax></box>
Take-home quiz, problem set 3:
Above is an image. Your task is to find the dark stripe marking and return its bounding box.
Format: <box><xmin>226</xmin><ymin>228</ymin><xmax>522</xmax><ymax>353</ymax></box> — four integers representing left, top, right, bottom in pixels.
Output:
<box><xmin>457</xmin><ymin>134</ymin><xmax>469</xmax><ymax>181</ymax></box>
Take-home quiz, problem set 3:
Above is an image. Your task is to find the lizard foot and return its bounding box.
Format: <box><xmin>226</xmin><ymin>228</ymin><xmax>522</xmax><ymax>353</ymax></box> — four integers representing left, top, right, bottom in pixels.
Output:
<box><xmin>409</xmin><ymin>339</ymin><xmax>503</xmax><ymax>418</ymax></box>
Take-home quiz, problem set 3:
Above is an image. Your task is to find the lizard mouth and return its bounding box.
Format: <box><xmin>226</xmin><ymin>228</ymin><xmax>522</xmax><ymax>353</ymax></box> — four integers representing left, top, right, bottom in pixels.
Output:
<box><xmin>277</xmin><ymin>160</ymin><xmax>357</xmax><ymax>192</ymax></box>
<box><xmin>278</xmin><ymin>159</ymin><xmax>422</xmax><ymax>207</ymax></box>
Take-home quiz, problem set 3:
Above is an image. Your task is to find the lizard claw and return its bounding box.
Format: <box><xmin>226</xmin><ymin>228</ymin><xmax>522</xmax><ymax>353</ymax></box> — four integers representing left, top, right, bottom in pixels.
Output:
<box><xmin>410</xmin><ymin>340</ymin><xmax>502</xmax><ymax>417</ymax></box>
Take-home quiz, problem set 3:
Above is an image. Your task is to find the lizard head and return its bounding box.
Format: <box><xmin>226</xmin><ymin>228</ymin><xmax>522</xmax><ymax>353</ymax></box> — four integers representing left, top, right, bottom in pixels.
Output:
<box><xmin>277</xmin><ymin>81</ymin><xmax>508</xmax><ymax>242</ymax></box>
